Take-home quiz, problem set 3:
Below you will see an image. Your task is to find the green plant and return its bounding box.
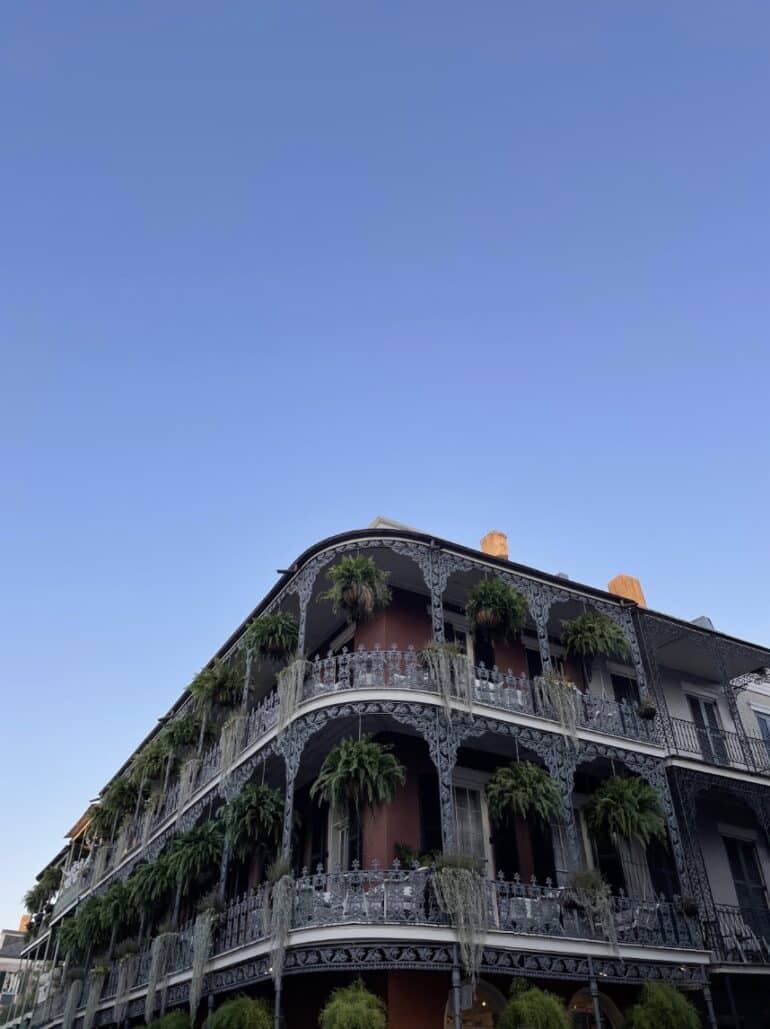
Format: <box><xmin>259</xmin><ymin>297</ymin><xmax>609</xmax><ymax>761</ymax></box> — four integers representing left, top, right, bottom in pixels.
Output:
<box><xmin>23</xmin><ymin>865</ymin><xmax>61</xmax><ymax>915</ymax></box>
<box><xmin>162</xmin><ymin>710</ymin><xmax>205</xmax><ymax>752</ymax></box>
<box><xmin>319</xmin><ymin>978</ymin><xmax>387</xmax><ymax>1029</ymax></box>
<box><xmin>166</xmin><ymin>821</ymin><xmax>224</xmax><ymax>893</ymax></box>
<box><xmin>624</xmin><ymin>982</ymin><xmax>701</xmax><ymax>1029</ymax></box>
<box><xmin>319</xmin><ymin>555</ymin><xmax>391</xmax><ymax>623</ymax></box>
<box><xmin>466</xmin><ymin>578</ymin><xmax>528</xmax><ymax>644</ymax></box>
<box><xmin>587</xmin><ymin>775</ymin><xmax>666</xmax><ymax>847</ymax></box>
<box><xmin>220</xmin><ymin>784</ymin><xmax>284</xmax><ymax>863</ymax></box>
<box><xmin>114</xmin><ymin>938</ymin><xmax>140</xmax><ymax>960</ymax></box>
<box><xmin>393</xmin><ymin>842</ymin><xmax>430</xmax><ymax>867</ymax></box>
<box><xmin>431</xmin><ymin>853</ymin><xmax>487</xmax><ymax>981</ymax></box>
<box><xmin>131</xmin><ymin>735</ymin><xmax>171</xmax><ymax>786</ymax></box>
<box><xmin>498</xmin><ymin>979</ymin><xmax>570</xmax><ymax>1029</ymax></box>
<box><xmin>561</xmin><ymin>611</ymin><xmax>629</xmax><ymax>662</ymax></box>
<box><xmin>636</xmin><ymin>697</ymin><xmax>657</xmax><ymax>720</ymax></box>
<box><xmin>90</xmin><ymin>776</ymin><xmax>143</xmax><ymax>838</ymax></box>
<box><xmin>244</xmin><ymin>611</ymin><xmax>299</xmax><ymax>660</ymax></box>
<box><xmin>147</xmin><ymin>1013</ymin><xmax>191</xmax><ymax>1029</ymax></box>
<box><xmin>266</xmin><ymin>857</ymin><xmax>291</xmax><ymax>882</ymax></box>
<box><xmin>100</xmin><ymin>880</ymin><xmax>136</xmax><ymax>953</ymax></box>
<box><xmin>210</xmin><ymin>995</ymin><xmax>272</xmax><ymax>1029</ymax></box>
<box><xmin>127</xmin><ymin>857</ymin><xmax>174</xmax><ymax>919</ymax></box>
<box><xmin>422</xmin><ymin>642</ymin><xmax>474</xmax><ymax>715</ymax></box>
<box><xmin>486</xmin><ymin>761</ymin><xmax>563</xmax><ymax>826</ymax></box>
<box><xmin>190</xmin><ymin>661</ymin><xmax>242</xmax><ymax>713</ymax></box>
<box><xmin>533</xmin><ymin>672</ymin><xmax>581</xmax><ymax>742</ymax></box>
<box><xmin>310</xmin><ymin>735</ymin><xmax>406</xmax><ymax>819</ymax></box>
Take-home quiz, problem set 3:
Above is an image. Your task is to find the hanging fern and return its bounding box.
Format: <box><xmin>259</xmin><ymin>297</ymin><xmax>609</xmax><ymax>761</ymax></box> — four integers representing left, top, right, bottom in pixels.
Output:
<box><xmin>244</xmin><ymin>611</ymin><xmax>299</xmax><ymax>661</ymax></box>
<box><xmin>561</xmin><ymin>611</ymin><xmax>629</xmax><ymax>661</ymax></box>
<box><xmin>422</xmin><ymin>642</ymin><xmax>474</xmax><ymax>716</ymax></box>
<box><xmin>498</xmin><ymin>979</ymin><xmax>570</xmax><ymax>1029</ymax></box>
<box><xmin>587</xmin><ymin>775</ymin><xmax>666</xmax><ymax>847</ymax></box>
<box><xmin>127</xmin><ymin>857</ymin><xmax>174</xmax><ymax>924</ymax></box>
<box><xmin>131</xmin><ymin>735</ymin><xmax>171</xmax><ymax>787</ymax></box>
<box><xmin>319</xmin><ymin>555</ymin><xmax>392</xmax><ymax>623</ymax></box>
<box><xmin>319</xmin><ymin>978</ymin><xmax>387</xmax><ymax>1029</ymax></box>
<box><xmin>310</xmin><ymin>735</ymin><xmax>406</xmax><ymax>820</ymax></box>
<box><xmin>190</xmin><ymin>661</ymin><xmax>242</xmax><ymax>714</ymax></box>
<box><xmin>486</xmin><ymin>762</ymin><xmax>563</xmax><ymax>826</ymax></box>
<box><xmin>210</xmin><ymin>995</ymin><xmax>272</xmax><ymax>1029</ymax></box>
<box><xmin>90</xmin><ymin>777</ymin><xmax>141</xmax><ymax>839</ymax></box>
<box><xmin>220</xmin><ymin>784</ymin><xmax>284</xmax><ymax>863</ymax></box>
<box><xmin>166</xmin><ymin>821</ymin><xmax>224</xmax><ymax>895</ymax></box>
<box><xmin>162</xmin><ymin>711</ymin><xmax>204</xmax><ymax>754</ymax></box>
<box><xmin>625</xmin><ymin>982</ymin><xmax>701</xmax><ymax>1029</ymax></box>
<box><xmin>466</xmin><ymin>577</ymin><xmax>528</xmax><ymax>644</ymax></box>
<box><xmin>432</xmin><ymin>854</ymin><xmax>488</xmax><ymax>984</ymax></box>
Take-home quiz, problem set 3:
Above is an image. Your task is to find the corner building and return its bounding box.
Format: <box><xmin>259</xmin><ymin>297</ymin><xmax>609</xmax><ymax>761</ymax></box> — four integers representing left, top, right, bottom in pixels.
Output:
<box><xmin>14</xmin><ymin>523</ymin><xmax>770</xmax><ymax>1028</ymax></box>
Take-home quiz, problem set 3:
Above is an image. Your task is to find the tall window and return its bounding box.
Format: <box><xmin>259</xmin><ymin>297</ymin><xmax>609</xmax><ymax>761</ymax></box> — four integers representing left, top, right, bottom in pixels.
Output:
<box><xmin>686</xmin><ymin>694</ymin><xmax>727</xmax><ymax>764</ymax></box>
<box><xmin>453</xmin><ymin>770</ymin><xmax>493</xmax><ymax>872</ymax></box>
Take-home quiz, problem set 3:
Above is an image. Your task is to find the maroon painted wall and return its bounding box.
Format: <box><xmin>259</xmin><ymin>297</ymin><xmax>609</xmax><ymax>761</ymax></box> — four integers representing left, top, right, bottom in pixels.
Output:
<box><xmin>387</xmin><ymin>970</ymin><xmax>450</xmax><ymax>1027</ymax></box>
<box><xmin>362</xmin><ymin>735</ymin><xmax>433</xmax><ymax>868</ymax></box>
<box><xmin>354</xmin><ymin>587</ymin><xmax>432</xmax><ymax>651</ymax></box>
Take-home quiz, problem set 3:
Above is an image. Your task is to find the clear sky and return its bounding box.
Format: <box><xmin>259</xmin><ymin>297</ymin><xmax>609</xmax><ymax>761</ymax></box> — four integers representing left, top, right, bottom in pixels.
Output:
<box><xmin>1</xmin><ymin>1</ymin><xmax>769</xmax><ymax>930</ymax></box>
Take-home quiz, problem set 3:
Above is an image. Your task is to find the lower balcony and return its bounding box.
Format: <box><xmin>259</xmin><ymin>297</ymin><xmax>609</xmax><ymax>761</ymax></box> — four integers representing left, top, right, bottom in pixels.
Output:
<box><xmin>706</xmin><ymin>904</ymin><xmax>770</xmax><ymax>965</ymax></box>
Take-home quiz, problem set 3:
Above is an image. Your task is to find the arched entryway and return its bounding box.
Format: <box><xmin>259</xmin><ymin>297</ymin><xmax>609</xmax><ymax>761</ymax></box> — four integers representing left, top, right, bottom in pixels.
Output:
<box><xmin>568</xmin><ymin>987</ymin><xmax>623</xmax><ymax>1029</ymax></box>
<box><xmin>443</xmin><ymin>979</ymin><xmax>507</xmax><ymax>1027</ymax></box>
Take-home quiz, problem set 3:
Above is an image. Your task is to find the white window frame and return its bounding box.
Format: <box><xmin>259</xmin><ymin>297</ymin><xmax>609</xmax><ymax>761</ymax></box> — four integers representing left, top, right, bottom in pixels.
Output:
<box><xmin>683</xmin><ymin>685</ymin><xmax>726</xmax><ymax>729</ymax></box>
<box><xmin>441</xmin><ymin>609</ymin><xmax>473</xmax><ymax>663</ymax></box>
<box><xmin>452</xmin><ymin>767</ymin><xmax>494</xmax><ymax>874</ymax></box>
<box><xmin>327</xmin><ymin>799</ymin><xmax>350</xmax><ymax>871</ymax></box>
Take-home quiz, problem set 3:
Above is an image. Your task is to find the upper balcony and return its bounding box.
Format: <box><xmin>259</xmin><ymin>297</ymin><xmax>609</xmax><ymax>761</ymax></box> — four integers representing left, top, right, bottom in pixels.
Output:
<box><xmin>670</xmin><ymin>717</ymin><xmax>770</xmax><ymax>775</ymax></box>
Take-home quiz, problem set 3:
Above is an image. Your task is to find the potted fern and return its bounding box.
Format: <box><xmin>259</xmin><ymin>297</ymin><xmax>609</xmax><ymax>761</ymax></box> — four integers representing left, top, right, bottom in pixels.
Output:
<box><xmin>319</xmin><ymin>979</ymin><xmax>387</xmax><ymax>1029</ymax></box>
<box><xmin>319</xmin><ymin>555</ymin><xmax>392</xmax><ymax>623</ymax></box>
<box><xmin>466</xmin><ymin>577</ymin><xmax>528</xmax><ymax>644</ymax></box>
<box><xmin>587</xmin><ymin>775</ymin><xmax>666</xmax><ymax>848</ymax></box>
<box><xmin>498</xmin><ymin>979</ymin><xmax>571</xmax><ymax>1029</ymax></box>
<box><xmin>244</xmin><ymin>611</ymin><xmax>299</xmax><ymax>661</ymax></box>
<box><xmin>561</xmin><ymin>610</ymin><xmax>629</xmax><ymax>681</ymax></box>
<box><xmin>486</xmin><ymin>761</ymin><xmax>563</xmax><ymax>826</ymax></box>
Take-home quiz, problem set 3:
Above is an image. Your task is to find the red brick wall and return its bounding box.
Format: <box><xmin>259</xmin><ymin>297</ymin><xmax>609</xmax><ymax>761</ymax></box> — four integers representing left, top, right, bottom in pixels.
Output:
<box><xmin>387</xmin><ymin>970</ymin><xmax>449</xmax><ymax>1028</ymax></box>
<box><xmin>362</xmin><ymin>736</ymin><xmax>433</xmax><ymax>868</ymax></box>
<box><xmin>355</xmin><ymin>588</ymin><xmax>432</xmax><ymax>652</ymax></box>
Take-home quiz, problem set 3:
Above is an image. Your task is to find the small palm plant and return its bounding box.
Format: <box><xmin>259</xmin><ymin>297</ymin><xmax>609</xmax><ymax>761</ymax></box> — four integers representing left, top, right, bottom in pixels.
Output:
<box><xmin>466</xmin><ymin>577</ymin><xmax>528</xmax><ymax>645</ymax></box>
<box><xmin>244</xmin><ymin>611</ymin><xmax>299</xmax><ymax>661</ymax></box>
<box><xmin>210</xmin><ymin>996</ymin><xmax>272</xmax><ymax>1029</ymax></box>
<box><xmin>624</xmin><ymin>982</ymin><xmax>701</xmax><ymax>1029</ymax></box>
<box><xmin>319</xmin><ymin>979</ymin><xmax>387</xmax><ymax>1029</ymax></box>
<box><xmin>166</xmin><ymin>821</ymin><xmax>224</xmax><ymax>924</ymax></box>
<box><xmin>319</xmin><ymin>555</ymin><xmax>392</xmax><ymax>623</ymax></box>
<box><xmin>561</xmin><ymin>610</ymin><xmax>629</xmax><ymax>679</ymax></box>
<box><xmin>498</xmin><ymin>979</ymin><xmax>571</xmax><ymax>1029</ymax></box>
<box><xmin>486</xmin><ymin>761</ymin><xmax>563</xmax><ymax>826</ymax></box>
<box><xmin>587</xmin><ymin>775</ymin><xmax>666</xmax><ymax>847</ymax></box>
<box><xmin>310</xmin><ymin>735</ymin><xmax>406</xmax><ymax>820</ymax></box>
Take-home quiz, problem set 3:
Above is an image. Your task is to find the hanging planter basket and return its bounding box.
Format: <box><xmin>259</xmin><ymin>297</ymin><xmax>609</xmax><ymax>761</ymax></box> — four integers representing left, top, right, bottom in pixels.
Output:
<box><xmin>636</xmin><ymin>698</ymin><xmax>657</xmax><ymax>721</ymax></box>
<box><xmin>466</xmin><ymin>578</ymin><xmax>527</xmax><ymax>645</ymax></box>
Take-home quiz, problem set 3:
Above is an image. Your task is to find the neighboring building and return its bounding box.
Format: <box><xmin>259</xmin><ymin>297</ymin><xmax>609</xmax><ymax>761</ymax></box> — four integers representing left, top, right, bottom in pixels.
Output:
<box><xmin>12</xmin><ymin>523</ymin><xmax>770</xmax><ymax>1028</ymax></box>
<box><xmin>1</xmin><ymin>928</ymin><xmax>29</xmax><ymax>1015</ymax></box>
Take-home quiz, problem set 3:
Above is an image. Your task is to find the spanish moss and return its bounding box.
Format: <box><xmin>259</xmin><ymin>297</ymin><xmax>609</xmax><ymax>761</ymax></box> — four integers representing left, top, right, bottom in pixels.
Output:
<box><xmin>82</xmin><ymin>970</ymin><xmax>106</xmax><ymax>1029</ymax></box>
<box><xmin>277</xmin><ymin>659</ymin><xmax>308</xmax><ymax>731</ymax></box>
<box><xmin>178</xmin><ymin>758</ymin><xmax>201</xmax><ymax>808</ymax></box>
<box><xmin>145</xmin><ymin>932</ymin><xmax>177</xmax><ymax>1025</ymax></box>
<box><xmin>262</xmin><ymin>874</ymin><xmax>294</xmax><ymax>987</ymax></box>
<box><xmin>423</xmin><ymin>644</ymin><xmax>474</xmax><ymax>717</ymax></box>
<box><xmin>534</xmin><ymin>673</ymin><xmax>580</xmax><ymax>743</ymax></box>
<box><xmin>114</xmin><ymin>956</ymin><xmax>138</xmax><ymax>1025</ymax></box>
<box><xmin>432</xmin><ymin>865</ymin><xmax>487</xmax><ymax>983</ymax></box>
<box><xmin>219</xmin><ymin>714</ymin><xmax>246</xmax><ymax>774</ymax></box>
<box><xmin>61</xmin><ymin>980</ymin><xmax>82</xmax><ymax>1029</ymax></box>
<box><xmin>189</xmin><ymin>909</ymin><xmax>217</xmax><ymax>1020</ymax></box>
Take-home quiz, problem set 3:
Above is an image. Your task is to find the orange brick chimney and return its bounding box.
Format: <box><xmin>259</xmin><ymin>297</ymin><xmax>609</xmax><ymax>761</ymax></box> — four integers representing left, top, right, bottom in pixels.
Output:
<box><xmin>607</xmin><ymin>574</ymin><xmax>646</xmax><ymax>607</ymax></box>
<box><xmin>480</xmin><ymin>531</ymin><xmax>509</xmax><ymax>560</ymax></box>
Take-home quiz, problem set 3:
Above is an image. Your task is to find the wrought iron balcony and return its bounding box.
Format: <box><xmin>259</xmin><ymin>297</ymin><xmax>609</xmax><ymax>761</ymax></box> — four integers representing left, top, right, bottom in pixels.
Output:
<box><xmin>670</xmin><ymin>717</ymin><xmax>770</xmax><ymax>774</ymax></box>
<box><xmin>705</xmin><ymin>904</ymin><xmax>770</xmax><ymax>964</ymax></box>
<box><xmin>44</xmin><ymin>865</ymin><xmax>702</xmax><ymax>1027</ymax></box>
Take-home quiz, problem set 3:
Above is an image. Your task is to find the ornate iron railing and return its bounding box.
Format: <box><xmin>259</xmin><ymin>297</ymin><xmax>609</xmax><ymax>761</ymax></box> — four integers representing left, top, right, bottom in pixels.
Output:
<box><xmin>671</xmin><ymin>717</ymin><xmax>770</xmax><ymax>774</ymax></box>
<box><xmin>50</xmin><ymin>649</ymin><xmax>660</xmax><ymax>919</ymax></box>
<box><xmin>46</xmin><ymin>866</ymin><xmax>701</xmax><ymax>1027</ymax></box>
<box><xmin>704</xmin><ymin>904</ymin><xmax>770</xmax><ymax>964</ymax></box>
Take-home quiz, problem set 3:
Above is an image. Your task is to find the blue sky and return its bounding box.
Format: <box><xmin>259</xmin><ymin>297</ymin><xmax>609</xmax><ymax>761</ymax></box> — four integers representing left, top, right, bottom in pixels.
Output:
<box><xmin>1</xmin><ymin>1</ymin><xmax>769</xmax><ymax>929</ymax></box>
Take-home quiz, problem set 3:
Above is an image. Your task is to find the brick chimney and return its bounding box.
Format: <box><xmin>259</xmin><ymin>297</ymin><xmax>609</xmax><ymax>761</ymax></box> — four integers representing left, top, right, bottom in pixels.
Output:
<box><xmin>480</xmin><ymin>531</ymin><xmax>509</xmax><ymax>560</ymax></box>
<box><xmin>607</xmin><ymin>574</ymin><xmax>646</xmax><ymax>607</ymax></box>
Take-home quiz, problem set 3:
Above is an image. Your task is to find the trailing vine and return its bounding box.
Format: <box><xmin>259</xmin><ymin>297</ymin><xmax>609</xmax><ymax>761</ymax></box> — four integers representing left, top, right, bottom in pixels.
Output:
<box><xmin>261</xmin><ymin>861</ymin><xmax>294</xmax><ymax>988</ymax></box>
<box><xmin>423</xmin><ymin>642</ymin><xmax>474</xmax><ymax>716</ymax></box>
<box><xmin>277</xmin><ymin>658</ymin><xmax>308</xmax><ymax>731</ymax></box>
<box><xmin>145</xmin><ymin>932</ymin><xmax>177</xmax><ymax>1025</ymax></box>
<box><xmin>189</xmin><ymin>909</ymin><xmax>217</xmax><ymax>1020</ymax></box>
<box><xmin>533</xmin><ymin>672</ymin><xmax>580</xmax><ymax>742</ymax></box>
<box><xmin>431</xmin><ymin>855</ymin><xmax>488</xmax><ymax>984</ymax></box>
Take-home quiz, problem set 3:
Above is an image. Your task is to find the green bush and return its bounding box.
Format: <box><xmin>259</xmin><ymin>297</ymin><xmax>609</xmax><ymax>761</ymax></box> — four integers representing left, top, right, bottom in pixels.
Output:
<box><xmin>210</xmin><ymin>995</ymin><xmax>272</xmax><ymax>1029</ymax></box>
<box><xmin>147</xmin><ymin>1011</ymin><xmax>192</xmax><ymax>1029</ymax></box>
<box><xmin>624</xmin><ymin>982</ymin><xmax>701</xmax><ymax>1029</ymax></box>
<box><xmin>498</xmin><ymin>980</ymin><xmax>570</xmax><ymax>1029</ymax></box>
<box><xmin>319</xmin><ymin>978</ymin><xmax>387</xmax><ymax>1029</ymax></box>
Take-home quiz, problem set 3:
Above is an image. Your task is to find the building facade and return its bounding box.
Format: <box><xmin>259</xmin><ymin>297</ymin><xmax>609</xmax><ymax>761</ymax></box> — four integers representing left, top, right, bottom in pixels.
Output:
<box><xmin>11</xmin><ymin>524</ymin><xmax>770</xmax><ymax>1029</ymax></box>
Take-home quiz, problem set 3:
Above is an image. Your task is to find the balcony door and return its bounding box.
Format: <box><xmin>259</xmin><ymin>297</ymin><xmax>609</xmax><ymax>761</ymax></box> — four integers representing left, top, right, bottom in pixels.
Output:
<box><xmin>453</xmin><ymin>770</ymin><xmax>493</xmax><ymax>874</ymax></box>
<box><xmin>723</xmin><ymin>835</ymin><xmax>770</xmax><ymax>939</ymax></box>
<box><xmin>686</xmin><ymin>694</ymin><xmax>728</xmax><ymax>764</ymax></box>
